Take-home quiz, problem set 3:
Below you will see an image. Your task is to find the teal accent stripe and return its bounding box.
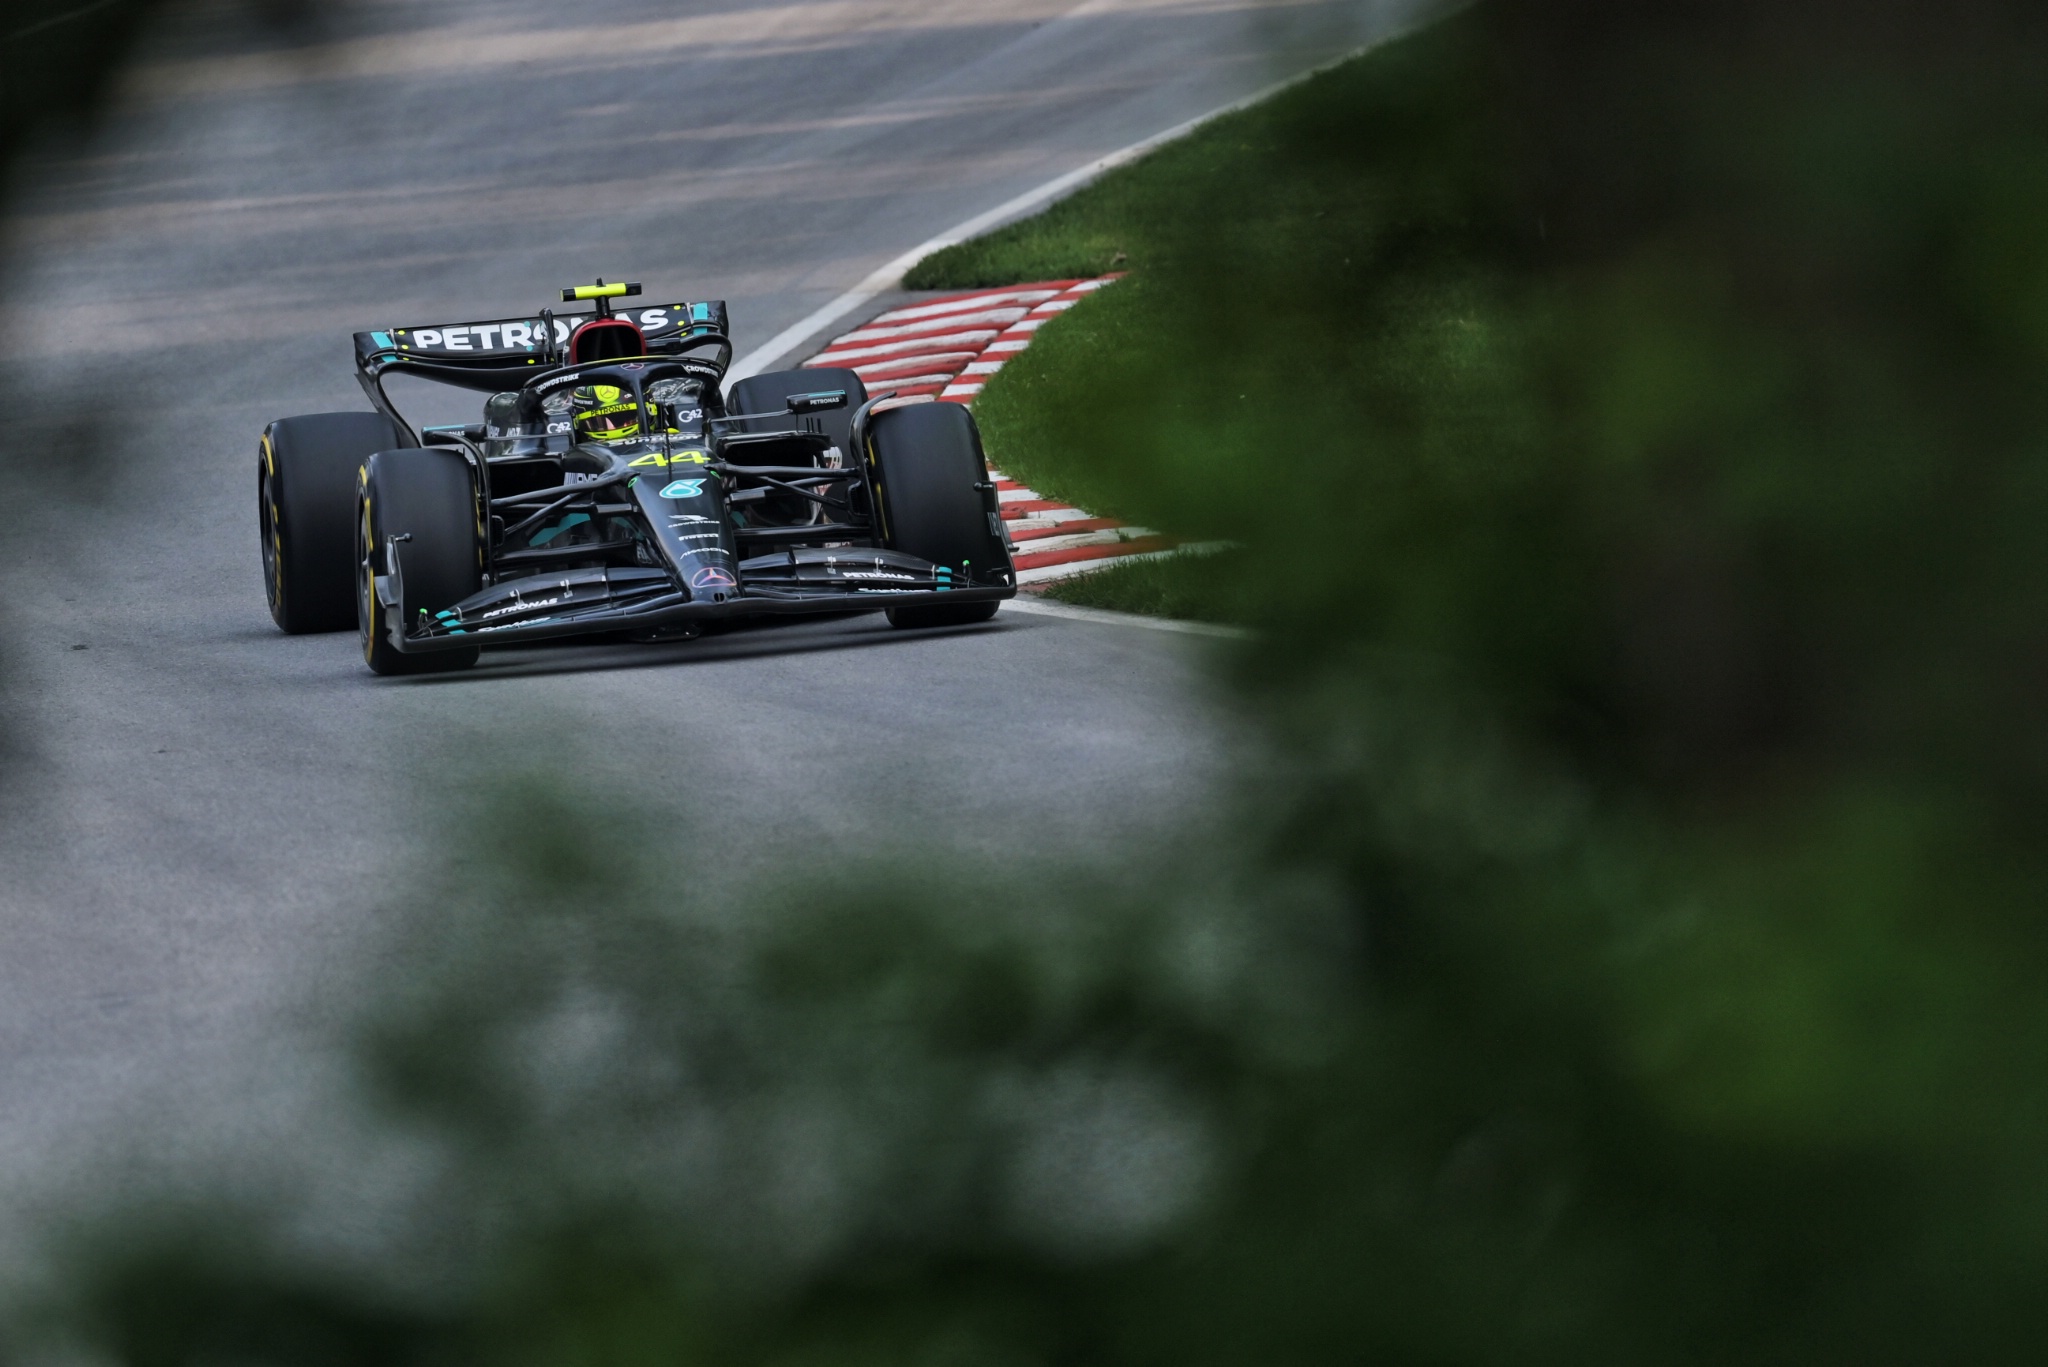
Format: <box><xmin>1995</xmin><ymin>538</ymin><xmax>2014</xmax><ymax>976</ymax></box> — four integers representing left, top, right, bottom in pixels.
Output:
<box><xmin>529</xmin><ymin>512</ymin><xmax>590</xmax><ymax>547</ymax></box>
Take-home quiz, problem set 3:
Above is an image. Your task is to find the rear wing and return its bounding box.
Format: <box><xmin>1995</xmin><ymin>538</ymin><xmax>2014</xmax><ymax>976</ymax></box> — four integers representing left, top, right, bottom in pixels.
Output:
<box><xmin>354</xmin><ymin>299</ymin><xmax>730</xmax><ymax>391</ymax></box>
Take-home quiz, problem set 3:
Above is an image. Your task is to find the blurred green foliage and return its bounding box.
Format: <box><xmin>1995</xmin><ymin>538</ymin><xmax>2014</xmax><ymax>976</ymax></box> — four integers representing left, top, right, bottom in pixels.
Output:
<box><xmin>1</xmin><ymin>0</ymin><xmax>183</xmax><ymax>765</ymax></box>
<box><xmin>14</xmin><ymin>1</ymin><xmax>2048</xmax><ymax>1363</ymax></box>
<box><xmin>19</xmin><ymin>781</ymin><xmax>1353</xmax><ymax>1366</ymax></box>
<box><xmin>970</xmin><ymin>4</ymin><xmax>2048</xmax><ymax>1355</ymax></box>
<box><xmin>0</xmin><ymin>2</ymin><xmax>159</xmax><ymax>169</ymax></box>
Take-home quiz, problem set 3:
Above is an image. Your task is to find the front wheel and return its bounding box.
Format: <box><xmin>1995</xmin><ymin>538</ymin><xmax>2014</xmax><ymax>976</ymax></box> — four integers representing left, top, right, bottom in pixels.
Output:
<box><xmin>886</xmin><ymin>601</ymin><xmax>1000</xmax><ymax>629</ymax></box>
<box><xmin>867</xmin><ymin>402</ymin><xmax>1011</xmax><ymax>631</ymax></box>
<box><xmin>356</xmin><ymin>448</ymin><xmax>483</xmax><ymax>675</ymax></box>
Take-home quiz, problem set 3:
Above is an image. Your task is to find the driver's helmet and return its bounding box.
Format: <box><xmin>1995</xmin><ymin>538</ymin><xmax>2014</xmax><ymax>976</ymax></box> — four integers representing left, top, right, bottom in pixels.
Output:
<box><xmin>571</xmin><ymin>384</ymin><xmax>643</xmax><ymax>443</ymax></box>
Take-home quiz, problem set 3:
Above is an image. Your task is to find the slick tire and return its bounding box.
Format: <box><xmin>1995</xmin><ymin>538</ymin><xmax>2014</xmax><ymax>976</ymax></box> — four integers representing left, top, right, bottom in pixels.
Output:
<box><xmin>726</xmin><ymin>366</ymin><xmax>868</xmax><ymax>454</ymax></box>
<box><xmin>867</xmin><ymin>401</ymin><xmax>1008</xmax><ymax>630</ymax></box>
<box><xmin>356</xmin><ymin>448</ymin><xmax>483</xmax><ymax>676</ymax></box>
<box><xmin>260</xmin><ymin>412</ymin><xmax>410</xmax><ymax>633</ymax></box>
<box><xmin>886</xmin><ymin>598</ymin><xmax>1000</xmax><ymax>629</ymax></box>
<box><xmin>727</xmin><ymin>366</ymin><xmax>871</xmax><ymax>526</ymax></box>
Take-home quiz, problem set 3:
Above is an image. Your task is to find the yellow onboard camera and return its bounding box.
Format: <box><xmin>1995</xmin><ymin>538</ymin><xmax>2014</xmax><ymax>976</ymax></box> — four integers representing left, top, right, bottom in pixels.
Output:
<box><xmin>562</xmin><ymin>279</ymin><xmax>642</xmax><ymax>302</ymax></box>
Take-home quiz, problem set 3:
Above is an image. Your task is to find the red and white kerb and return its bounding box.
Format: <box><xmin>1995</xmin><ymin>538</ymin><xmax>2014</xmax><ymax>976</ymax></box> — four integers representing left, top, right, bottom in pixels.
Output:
<box><xmin>803</xmin><ymin>276</ymin><xmax>1175</xmax><ymax>585</ymax></box>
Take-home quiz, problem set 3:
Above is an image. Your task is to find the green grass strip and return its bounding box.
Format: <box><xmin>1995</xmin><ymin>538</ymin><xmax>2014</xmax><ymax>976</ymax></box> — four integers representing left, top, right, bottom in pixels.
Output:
<box><xmin>1038</xmin><ymin>547</ymin><xmax>1252</xmax><ymax>625</ymax></box>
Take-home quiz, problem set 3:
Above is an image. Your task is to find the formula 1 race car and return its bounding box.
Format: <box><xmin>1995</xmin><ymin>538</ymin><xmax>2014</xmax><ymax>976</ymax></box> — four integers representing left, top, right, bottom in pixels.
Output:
<box><xmin>257</xmin><ymin>280</ymin><xmax>1015</xmax><ymax>674</ymax></box>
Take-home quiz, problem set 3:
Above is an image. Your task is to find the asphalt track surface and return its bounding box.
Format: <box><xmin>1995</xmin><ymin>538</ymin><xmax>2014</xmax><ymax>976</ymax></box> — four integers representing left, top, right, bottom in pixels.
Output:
<box><xmin>0</xmin><ymin>0</ymin><xmax>1414</xmax><ymax>1203</ymax></box>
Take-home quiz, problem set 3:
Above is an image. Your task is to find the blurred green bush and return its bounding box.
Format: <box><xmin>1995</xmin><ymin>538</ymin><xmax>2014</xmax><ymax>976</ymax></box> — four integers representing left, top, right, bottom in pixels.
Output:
<box><xmin>14</xmin><ymin>1</ymin><xmax>2048</xmax><ymax>1363</ymax></box>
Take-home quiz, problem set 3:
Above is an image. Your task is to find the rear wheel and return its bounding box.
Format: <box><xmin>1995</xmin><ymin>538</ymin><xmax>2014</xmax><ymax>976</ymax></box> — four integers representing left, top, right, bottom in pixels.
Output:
<box><xmin>727</xmin><ymin>367</ymin><xmax>871</xmax><ymax>526</ymax></box>
<box><xmin>356</xmin><ymin>448</ymin><xmax>483</xmax><ymax>675</ymax></box>
<box><xmin>867</xmin><ymin>402</ymin><xmax>1009</xmax><ymax>630</ymax></box>
<box><xmin>259</xmin><ymin>412</ymin><xmax>409</xmax><ymax>633</ymax></box>
<box><xmin>727</xmin><ymin>366</ymin><xmax>868</xmax><ymax>454</ymax></box>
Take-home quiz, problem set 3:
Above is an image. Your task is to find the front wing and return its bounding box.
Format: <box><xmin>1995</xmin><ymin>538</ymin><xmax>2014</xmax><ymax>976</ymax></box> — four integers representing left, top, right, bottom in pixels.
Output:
<box><xmin>374</xmin><ymin>550</ymin><xmax>1013</xmax><ymax>654</ymax></box>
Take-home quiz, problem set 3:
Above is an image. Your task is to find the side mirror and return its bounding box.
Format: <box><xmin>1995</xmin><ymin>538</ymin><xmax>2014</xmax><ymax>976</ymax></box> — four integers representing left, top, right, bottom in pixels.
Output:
<box><xmin>786</xmin><ymin>390</ymin><xmax>848</xmax><ymax>414</ymax></box>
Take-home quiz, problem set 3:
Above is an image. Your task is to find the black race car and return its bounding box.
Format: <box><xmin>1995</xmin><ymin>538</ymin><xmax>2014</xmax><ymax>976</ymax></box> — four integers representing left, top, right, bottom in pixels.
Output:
<box><xmin>257</xmin><ymin>280</ymin><xmax>1014</xmax><ymax>674</ymax></box>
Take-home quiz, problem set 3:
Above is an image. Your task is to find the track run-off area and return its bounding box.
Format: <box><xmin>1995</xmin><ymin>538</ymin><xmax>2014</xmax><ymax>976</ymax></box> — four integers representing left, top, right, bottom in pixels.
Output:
<box><xmin>0</xmin><ymin>0</ymin><xmax>1416</xmax><ymax>1203</ymax></box>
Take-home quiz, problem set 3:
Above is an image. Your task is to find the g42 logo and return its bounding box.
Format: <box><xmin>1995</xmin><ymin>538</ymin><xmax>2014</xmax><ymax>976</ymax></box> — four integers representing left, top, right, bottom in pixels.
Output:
<box><xmin>630</xmin><ymin>450</ymin><xmax>709</xmax><ymax>470</ymax></box>
<box><xmin>659</xmin><ymin>479</ymin><xmax>706</xmax><ymax>499</ymax></box>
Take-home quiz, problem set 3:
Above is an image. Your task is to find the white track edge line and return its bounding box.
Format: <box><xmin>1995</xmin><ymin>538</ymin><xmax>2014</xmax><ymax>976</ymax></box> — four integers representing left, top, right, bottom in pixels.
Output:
<box><xmin>726</xmin><ymin>34</ymin><xmax>1401</xmax><ymax>383</ymax></box>
<box><xmin>1002</xmin><ymin>595</ymin><xmax>1247</xmax><ymax>639</ymax></box>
